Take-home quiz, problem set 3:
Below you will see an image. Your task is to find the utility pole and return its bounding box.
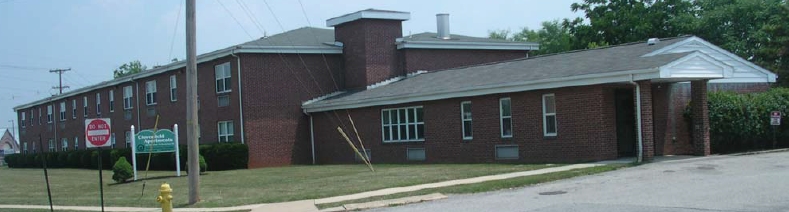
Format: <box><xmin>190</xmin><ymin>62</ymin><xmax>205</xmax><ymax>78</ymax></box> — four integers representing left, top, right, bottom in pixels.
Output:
<box><xmin>49</xmin><ymin>68</ymin><xmax>71</xmax><ymax>94</ymax></box>
<box><xmin>8</xmin><ymin>120</ymin><xmax>16</xmax><ymax>143</ymax></box>
<box><xmin>185</xmin><ymin>0</ymin><xmax>200</xmax><ymax>205</ymax></box>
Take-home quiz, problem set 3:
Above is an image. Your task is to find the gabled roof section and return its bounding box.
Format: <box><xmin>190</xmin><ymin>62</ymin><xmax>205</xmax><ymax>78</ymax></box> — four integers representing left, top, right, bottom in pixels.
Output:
<box><xmin>14</xmin><ymin>27</ymin><xmax>340</xmax><ymax>111</ymax></box>
<box><xmin>303</xmin><ymin>36</ymin><xmax>743</xmax><ymax>112</ymax></box>
<box><xmin>326</xmin><ymin>9</ymin><xmax>410</xmax><ymax>27</ymax></box>
<box><xmin>397</xmin><ymin>32</ymin><xmax>539</xmax><ymax>50</ymax></box>
<box><xmin>0</xmin><ymin>129</ymin><xmax>19</xmax><ymax>152</ymax></box>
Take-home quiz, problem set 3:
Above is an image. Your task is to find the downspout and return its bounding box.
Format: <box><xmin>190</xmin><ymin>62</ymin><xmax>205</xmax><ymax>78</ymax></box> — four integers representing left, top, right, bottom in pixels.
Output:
<box><xmin>309</xmin><ymin>114</ymin><xmax>316</xmax><ymax>165</ymax></box>
<box><xmin>134</xmin><ymin>79</ymin><xmax>141</xmax><ymax>128</ymax></box>
<box><xmin>629</xmin><ymin>74</ymin><xmax>643</xmax><ymax>163</ymax></box>
<box><xmin>230</xmin><ymin>49</ymin><xmax>245</xmax><ymax>144</ymax></box>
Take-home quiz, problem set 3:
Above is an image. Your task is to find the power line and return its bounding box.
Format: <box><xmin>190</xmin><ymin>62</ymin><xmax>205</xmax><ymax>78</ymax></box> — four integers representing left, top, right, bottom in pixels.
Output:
<box><xmin>236</xmin><ymin>0</ymin><xmax>267</xmax><ymax>36</ymax></box>
<box><xmin>215</xmin><ymin>0</ymin><xmax>255</xmax><ymax>40</ymax></box>
<box><xmin>0</xmin><ymin>64</ymin><xmax>50</xmax><ymax>71</ymax></box>
<box><xmin>49</xmin><ymin>68</ymin><xmax>71</xmax><ymax>94</ymax></box>
<box><xmin>167</xmin><ymin>0</ymin><xmax>184</xmax><ymax>62</ymax></box>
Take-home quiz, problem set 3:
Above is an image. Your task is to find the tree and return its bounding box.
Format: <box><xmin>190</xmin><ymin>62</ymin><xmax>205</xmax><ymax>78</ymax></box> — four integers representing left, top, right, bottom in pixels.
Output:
<box><xmin>113</xmin><ymin>60</ymin><xmax>146</xmax><ymax>79</ymax></box>
<box><xmin>112</xmin><ymin>157</ymin><xmax>133</xmax><ymax>183</ymax></box>
<box><xmin>489</xmin><ymin>20</ymin><xmax>573</xmax><ymax>55</ymax></box>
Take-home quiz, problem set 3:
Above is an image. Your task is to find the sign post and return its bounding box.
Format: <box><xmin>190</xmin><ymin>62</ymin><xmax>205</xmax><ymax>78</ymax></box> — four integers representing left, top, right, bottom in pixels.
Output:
<box><xmin>131</xmin><ymin>125</ymin><xmax>137</xmax><ymax>181</ymax></box>
<box><xmin>85</xmin><ymin>118</ymin><xmax>111</xmax><ymax>212</ymax></box>
<box><xmin>771</xmin><ymin>111</ymin><xmax>782</xmax><ymax>148</ymax></box>
<box><xmin>132</xmin><ymin>126</ymin><xmax>180</xmax><ymax>180</ymax></box>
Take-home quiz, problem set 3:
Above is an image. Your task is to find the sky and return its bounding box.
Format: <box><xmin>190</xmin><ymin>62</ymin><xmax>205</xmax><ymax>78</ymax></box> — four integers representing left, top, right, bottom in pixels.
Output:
<box><xmin>0</xmin><ymin>0</ymin><xmax>582</xmax><ymax>142</ymax></box>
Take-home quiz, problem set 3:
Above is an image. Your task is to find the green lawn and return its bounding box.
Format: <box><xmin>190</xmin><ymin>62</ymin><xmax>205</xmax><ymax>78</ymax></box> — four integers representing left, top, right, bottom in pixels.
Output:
<box><xmin>316</xmin><ymin>164</ymin><xmax>629</xmax><ymax>209</ymax></box>
<box><xmin>0</xmin><ymin>164</ymin><xmax>552</xmax><ymax>208</ymax></box>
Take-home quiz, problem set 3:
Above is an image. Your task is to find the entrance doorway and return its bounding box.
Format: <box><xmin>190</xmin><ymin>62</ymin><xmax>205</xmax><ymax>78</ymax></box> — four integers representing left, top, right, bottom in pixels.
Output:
<box><xmin>615</xmin><ymin>89</ymin><xmax>637</xmax><ymax>157</ymax></box>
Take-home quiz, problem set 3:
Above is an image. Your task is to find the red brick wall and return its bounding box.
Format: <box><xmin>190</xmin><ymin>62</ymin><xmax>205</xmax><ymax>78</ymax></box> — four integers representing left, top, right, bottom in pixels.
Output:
<box><xmin>311</xmin><ymin>84</ymin><xmax>619</xmax><ymax>164</ymax></box>
<box><xmin>240</xmin><ymin>53</ymin><xmax>343</xmax><ymax>168</ymax></box>
<box><xmin>334</xmin><ymin>19</ymin><xmax>402</xmax><ymax>89</ymax></box>
<box><xmin>401</xmin><ymin>49</ymin><xmax>527</xmax><ymax>73</ymax></box>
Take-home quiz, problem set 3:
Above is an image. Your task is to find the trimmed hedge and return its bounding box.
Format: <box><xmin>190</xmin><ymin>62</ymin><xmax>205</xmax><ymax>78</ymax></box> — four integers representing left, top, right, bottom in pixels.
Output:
<box><xmin>686</xmin><ymin>88</ymin><xmax>789</xmax><ymax>153</ymax></box>
<box><xmin>5</xmin><ymin>142</ymin><xmax>248</xmax><ymax>171</ymax></box>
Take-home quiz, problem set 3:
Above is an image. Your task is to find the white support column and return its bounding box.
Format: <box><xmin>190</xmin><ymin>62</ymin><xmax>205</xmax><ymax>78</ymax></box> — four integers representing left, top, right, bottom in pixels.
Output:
<box><xmin>131</xmin><ymin>125</ymin><xmax>137</xmax><ymax>181</ymax></box>
<box><xmin>174</xmin><ymin>124</ymin><xmax>181</xmax><ymax>177</ymax></box>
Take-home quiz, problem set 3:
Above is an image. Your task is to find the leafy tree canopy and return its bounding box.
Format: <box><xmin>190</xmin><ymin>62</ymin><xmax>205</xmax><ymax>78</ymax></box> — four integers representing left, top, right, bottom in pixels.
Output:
<box><xmin>113</xmin><ymin>60</ymin><xmax>147</xmax><ymax>79</ymax></box>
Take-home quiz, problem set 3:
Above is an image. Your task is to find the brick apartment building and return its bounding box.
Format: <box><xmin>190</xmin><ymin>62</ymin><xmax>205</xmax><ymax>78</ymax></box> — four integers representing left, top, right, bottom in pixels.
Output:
<box><xmin>13</xmin><ymin>9</ymin><xmax>776</xmax><ymax>168</ymax></box>
<box><xmin>13</xmin><ymin>9</ymin><xmax>538</xmax><ymax>168</ymax></box>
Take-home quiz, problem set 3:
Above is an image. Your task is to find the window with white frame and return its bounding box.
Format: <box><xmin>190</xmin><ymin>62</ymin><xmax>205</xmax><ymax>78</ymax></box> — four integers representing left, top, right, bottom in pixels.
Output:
<box><xmin>21</xmin><ymin>112</ymin><xmax>25</xmax><ymax>128</ymax></box>
<box><xmin>48</xmin><ymin>139</ymin><xmax>55</xmax><ymax>152</ymax></box>
<box><xmin>83</xmin><ymin>96</ymin><xmax>88</xmax><ymax>117</ymax></box>
<box><xmin>23</xmin><ymin>142</ymin><xmax>28</xmax><ymax>154</ymax></box>
<box><xmin>61</xmin><ymin>138</ymin><xmax>68</xmax><ymax>152</ymax></box>
<box><xmin>461</xmin><ymin>101</ymin><xmax>473</xmax><ymax>140</ymax></box>
<box><xmin>123</xmin><ymin>86</ymin><xmax>133</xmax><ymax>109</ymax></box>
<box><xmin>381</xmin><ymin>106</ymin><xmax>424</xmax><ymax>142</ymax></box>
<box><xmin>46</xmin><ymin>105</ymin><xmax>53</xmax><ymax>123</ymax></box>
<box><xmin>109</xmin><ymin>90</ymin><xmax>115</xmax><ymax>112</ymax></box>
<box><xmin>29</xmin><ymin>109</ymin><xmax>33</xmax><ymax>126</ymax></box>
<box><xmin>96</xmin><ymin>93</ymin><xmax>101</xmax><ymax>116</ymax></box>
<box><xmin>59</xmin><ymin>102</ymin><xmax>66</xmax><ymax>121</ymax></box>
<box><xmin>38</xmin><ymin>107</ymin><xmax>41</xmax><ymax>124</ymax></box>
<box><xmin>72</xmin><ymin>100</ymin><xmax>77</xmax><ymax>119</ymax></box>
<box><xmin>215</xmin><ymin>63</ymin><xmax>232</xmax><ymax>93</ymax></box>
<box><xmin>146</xmin><ymin>80</ymin><xmax>157</xmax><ymax>105</ymax></box>
<box><xmin>32</xmin><ymin>143</ymin><xmax>36</xmax><ymax>153</ymax></box>
<box><xmin>125</xmin><ymin>131</ymin><xmax>131</xmax><ymax>148</ymax></box>
<box><xmin>111</xmin><ymin>133</ymin><xmax>116</xmax><ymax>148</ymax></box>
<box><xmin>542</xmin><ymin>94</ymin><xmax>557</xmax><ymax>136</ymax></box>
<box><xmin>74</xmin><ymin>136</ymin><xmax>79</xmax><ymax>150</ymax></box>
<box><xmin>217</xmin><ymin>121</ymin><xmax>234</xmax><ymax>142</ymax></box>
<box><xmin>500</xmin><ymin>98</ymin><xmax>513</xmax><ymax>138</ymax></box>
<box><xmin>170</xmin><ymin>75</ymin><xmax>177</xmax><ymax>101</ymax></box>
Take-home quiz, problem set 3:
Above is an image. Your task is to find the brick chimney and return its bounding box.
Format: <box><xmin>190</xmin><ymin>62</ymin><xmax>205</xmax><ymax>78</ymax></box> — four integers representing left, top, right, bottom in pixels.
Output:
<box><xmin>327</xmin><ymin>9</ymin><xmax>410</xmax><ymax>90</ymax></box>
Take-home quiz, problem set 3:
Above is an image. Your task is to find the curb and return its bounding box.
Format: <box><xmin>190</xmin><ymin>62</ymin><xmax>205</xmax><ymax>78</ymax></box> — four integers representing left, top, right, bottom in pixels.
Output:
<box><xmin>732</xmin><ymin>148</ymin><xmax>789</xmax><ymax>156</ymax></box>
<box><xmin>320</xmin><ymin>193</ymin><xmax>447</xmax><ymax>212</ymax></box>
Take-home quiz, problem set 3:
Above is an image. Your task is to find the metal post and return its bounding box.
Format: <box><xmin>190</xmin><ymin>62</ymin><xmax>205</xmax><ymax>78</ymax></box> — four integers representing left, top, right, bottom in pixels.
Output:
<box><xmin>131</xmin><ymin>125</ymin><xmax>137</xmax><ymax>181</ymax></box>
<box><xmin>38</xmin><ymin>134</ymin><xmax>54</xmax><ymax>212</ymax></box>
<box><xmin>98</xmin><ymin>147</ymin><xmax>105</xmax><ymax>212</ymax></box>
<box><xmin>174</xmin><ymin>124</ymin><xmax>181</xmax><ymax>177</ymax></box>
<box><xmin>185</xmin><ymin>0</ymin><xmax>200</xmax><ymax>204</ymax></box>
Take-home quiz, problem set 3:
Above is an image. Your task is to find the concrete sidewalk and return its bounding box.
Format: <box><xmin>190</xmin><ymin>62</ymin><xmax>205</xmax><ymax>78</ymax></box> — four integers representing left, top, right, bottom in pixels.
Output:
<box><xmin>0</xmin><ymin>163</ymin><xmax>605</xmax><ymax>212</ymax></box>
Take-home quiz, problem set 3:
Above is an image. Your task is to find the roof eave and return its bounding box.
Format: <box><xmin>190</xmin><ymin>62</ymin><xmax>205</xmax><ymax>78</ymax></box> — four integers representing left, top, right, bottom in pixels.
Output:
<box><xmin>396</xmin><ymin>40</ymin><xmax>539</xmax><ymax>51</ymax></box>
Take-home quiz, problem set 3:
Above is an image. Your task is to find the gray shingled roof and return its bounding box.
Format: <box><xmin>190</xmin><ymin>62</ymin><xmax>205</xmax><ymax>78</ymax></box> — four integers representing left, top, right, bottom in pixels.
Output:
<box><xmin>240</xmin><ymin>27</ymin><xmax>335</xmax><ymax>47</ymax></box>
<box><xmin>304</xmin><ymin>36</ymin><xmax>694</xmax><ymax>110</ymax></box>
<box><xmin>402</xmin><ymin>32</ymin><xmax>538</xmax><ymax>45</ymax></box>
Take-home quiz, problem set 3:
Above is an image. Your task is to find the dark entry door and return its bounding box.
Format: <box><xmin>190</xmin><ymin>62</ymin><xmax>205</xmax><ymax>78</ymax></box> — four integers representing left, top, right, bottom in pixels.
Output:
<box><xmin>615</xmin><ymin>89</ymin><xmax>637</xmax><ymax>157</ymax></box>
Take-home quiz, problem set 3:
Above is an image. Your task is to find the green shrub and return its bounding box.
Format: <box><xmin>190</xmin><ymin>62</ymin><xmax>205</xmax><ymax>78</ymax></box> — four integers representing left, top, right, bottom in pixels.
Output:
<box><xmin>185</xmin><ymin>154</ymin><xmax>207</xmax><ymax>174</ymax></box>
<box><xmin>686</xmin><ymin>88</ymin><xmax>789</xmax><ymax>153</ymax></box>
<box><xmin>112</xmin><ymin>157</ymin><xmax>134</xmax><ymax>183</ymax></box>
<box><xmin>199</xmin><ymin>143</ymin><xmax>247</xmax><ymax>171</ymax></box>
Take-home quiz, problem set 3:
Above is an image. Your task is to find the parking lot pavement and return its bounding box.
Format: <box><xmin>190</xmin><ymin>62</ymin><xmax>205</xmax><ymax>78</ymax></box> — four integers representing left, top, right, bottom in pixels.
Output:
<box><xmin>372</xmin><ymin>151</ymin><xmax>789</xmax><ymax>212</ymax></box>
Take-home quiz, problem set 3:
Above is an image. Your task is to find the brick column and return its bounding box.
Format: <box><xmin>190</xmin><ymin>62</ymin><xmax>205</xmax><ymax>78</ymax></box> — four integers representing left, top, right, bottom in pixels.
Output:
<box><xmin>691</xmin><ymin>80</ymin><xmax>711</xmax><ymax>156</ymax></box>
<box><xmin>636</xmin><ymin>80</ymin><xmax>655</xmax><ymax>161</ymax></box>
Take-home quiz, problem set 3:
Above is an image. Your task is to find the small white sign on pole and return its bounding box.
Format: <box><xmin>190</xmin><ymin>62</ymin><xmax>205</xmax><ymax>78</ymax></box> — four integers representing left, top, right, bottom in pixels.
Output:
<box><xmin>771</xmin><ymin>111</ymin><xmax>782</xmax><ymax>126</ymax></box>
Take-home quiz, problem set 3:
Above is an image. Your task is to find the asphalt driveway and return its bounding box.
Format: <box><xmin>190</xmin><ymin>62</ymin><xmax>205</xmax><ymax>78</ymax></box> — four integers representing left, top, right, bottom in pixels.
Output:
<box><xmin>371</xmin><ymin>151</ymin><xmax>789</xmax><ymax>212</ymax></box>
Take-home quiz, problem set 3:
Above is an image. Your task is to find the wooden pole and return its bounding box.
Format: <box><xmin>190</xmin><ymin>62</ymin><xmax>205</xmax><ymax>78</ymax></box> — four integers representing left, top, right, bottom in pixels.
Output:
<box><xmin>185</xmin><ymin>0</ymin><xmax>200</xmax><ymax>204</ymax></box>
<box><xmin>346</xmin><ymin>113</ymin><xmax>370</xmax><ymax>163</ymax></box>
<box><xmin>337</xmin><ymin>127</ymin><xmax>374</xmax><ymax>172</ymax></box>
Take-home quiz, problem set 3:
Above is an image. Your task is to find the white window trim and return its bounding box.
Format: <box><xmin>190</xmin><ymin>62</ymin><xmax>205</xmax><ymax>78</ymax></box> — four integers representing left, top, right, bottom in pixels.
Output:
<box><xmin>46</xmin><ymin>105</ymin><xmax>53</xmax><ymax>123</ymax></box>
<box><xmin>381</xmin><ymin>106</ymin><xmax>425</xmax><ymax>143</ymax></box>
<box><xmin>74</xmin><ymin>136</ymin><xmax>79</xmax><ymax>150</ymax></box>
<box><xmin>460</xmin><ymin>101</ymin><xmax>472</xmax><ymax>140</ymax></box>
<box><xmin>217</xmin><ymin>121</ymin><xmax>234</xmax><ymax>142</ymax></box>
<box><xmin>215</xmin><ymin>62</ymin><xmax>232</xmax><ymax>94</ymax></box>
<box><xmin>96</xmin><ymin>93</ymin><xmax>101</xmax><ymax>115</ymax></box>
<box><xmin>72</xmin><ymin>100</ymin><xmax>77</xmax><ymax>119</ymax></box>
<box><xmin>542</xmin><ymin>93</ymin><xmax>558</xmax><ymax>137</ymax></box>
<box><xmin>170</xmin><ymin>75</ymin><xmax>177</xmax><ymax>102</ymax></box>
<box><xmin>123</xmin><ymin>86</ymin><xmax>133</xmax><ymax>109</ymax></box>
<box><xmin>59</xmin><ymin>102</ymin><xmax>66</xmax><ymax>121</ymax></box>
<box><xmin>83</xmin><ymin>96</ymin><xmax>88</xmax><ymax>118</ymax></box>
<box><xmin>500</xmin><ymin>98</ymin><xmax>512</xmax><ymax>138</ymax></box>
<box><xmin>21</xmin><ymin>112</ymin><xmax>26</xmax><ymax>128</ymax></box>
<box><xmin>61</xmin><ymin>138</ymin><xmax>68</xmax><ymax>152</ymax></box>
<box><xmin>146</xmin><ymin>80</ymin><xmax>157</xmax><ymax>105</ymax></box>
<box><xmin>109</xmin><ymin>90</ymin><xmax>115</xmax><ymax>112</ymax></box>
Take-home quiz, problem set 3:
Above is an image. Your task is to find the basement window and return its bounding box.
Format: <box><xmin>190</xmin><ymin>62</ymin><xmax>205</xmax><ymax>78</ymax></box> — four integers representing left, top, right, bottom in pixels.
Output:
<box><xmin>407</xmin><ymin>148</ymin><xmax>426</xmax><ymax>161</ymax></box>
<box><xmin>495</xmin><ymin>145</ymin><xmax>519</xmax><ymax>160</ymax></box>
<box><xmin>381</xmin><ymin>106</ymin><xmax>424</xmax><ymax>143</ymax></box>
<box><xmin>354</xmin><ymin>149</ymin><xmax>371</xmax><ymax>162</ymax></box>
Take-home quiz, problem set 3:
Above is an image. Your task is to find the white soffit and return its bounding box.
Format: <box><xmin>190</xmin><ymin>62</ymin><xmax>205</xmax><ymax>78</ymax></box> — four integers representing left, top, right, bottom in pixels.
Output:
<box><xmin>326</xmin><ymin>10</ymin><xmax>410</xmax><ymax>27</ymax></box>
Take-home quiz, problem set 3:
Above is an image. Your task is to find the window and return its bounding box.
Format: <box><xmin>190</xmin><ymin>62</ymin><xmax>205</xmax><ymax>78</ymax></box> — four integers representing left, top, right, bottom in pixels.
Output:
<box><xmin>109</xmin><ymin>90</ymin><xmax>115</xmax><ymax>112</ymax></box>
<box><xmin>48</xmin><ymin>139</ymin><xmax>55</xmax><ymax>152</ymax></box>
<box><xmin>170</xmin><ymin>75</ymin><xmax>177</xmax><ymax>101</ymax></box>
<box><xmin>123</xmin><ymin>86</ymin><xmax>133</xmax><ymax>109</ymax></box>
<box><xmin>217</xmin><ymin>121</ymin><xmax>234</xmax><ymax>142</ymax></box>
<box><xmin>23</xmin><ymin>142</ymin><xmax>28</xmax><ymax>154</ymax></box>
<box><xmin>59</xmin><ymin>102</ymin><xmax>66</xmax><ymax>121</ymax></box>
<box><xmin>146</xmin><ymin>80</ymin><xmax>157</xmax><ymax>105</ymax></box>
<box><xmin>32</xmin><ymin>143</ymin><xmax>36</xmax><ymax>153</ymax></box>
<box><xmin>125</xmin><ymin>131</ymin><xmax>131</xmax><ymax>148</ymax></box>
<box><xmin>217</xmin><ymin>95</ymin><xmax>230</xmax><ymax>107</ymax></box>
<box><xmin>96</xmin><ymin>93</ymin><xmax>101</xmax><ymax>116</ymax></box>
<box><xmin>407</xmin><ymin>148</ymin><xmax>426</xmax><ymax>161</ymax></box>
<box><xmin>500</xmin><ymin>98</ymin><xmax>512</xmax><ymax>138</ymax></box>
<box><xmin>215</xmin><ymin>62</ymin><xmax>232</xmax><ymax>93</ymax></box>
<box><xmin>20</xmin><ymin>112</ymin><xmax>25</xmax><ymax>128</ymax></box>
<box><xmin>72</xmin><ymin>100</ymin><xmax>77</xmax><ymax>119</ymax></box>
<box><xmin>46</xmin><ymin>105</ymin><xmax>53</xmax><ymax>123</ymax></box>
<box><xmin>461</xmin><ymin>101</ymin><xmax>472</xmax><ymax>140</ymax></box>
<box><xmin>74</xmin><ymin>136</ymin><xmax>79</xmax><ymax>150</ymax></box>
<box><xmin>29</xmin><ymin>109</ymin><xmax>33</xmax><ymax>126</ymax></box>
<box><xmin>543</xmin><ymin>94</ymin><xmax>557</xmax><ymax>136</ymax></box>
<box><xmin>83</xmin><ymin>96</ymin><xmax>88</xmax><ymax>117</ymax></box>
<box><xmin>61</xmin><ymin>138</ymin><xmax>68</xmax><ymax>152</ymax></box>
<box><xmin>381</xmin><ymin>106</ymin><xmax>424</xmax><ymax>142</ymax></box>
<box><xmin>111</xmin><ymin>133</ymin><xmax>116</xmax><ymax>148</ymax></box>
<box><xmin>495</xmin><ymin>145</ymin><xmax>519</xmax><ymax>160</ymax></box>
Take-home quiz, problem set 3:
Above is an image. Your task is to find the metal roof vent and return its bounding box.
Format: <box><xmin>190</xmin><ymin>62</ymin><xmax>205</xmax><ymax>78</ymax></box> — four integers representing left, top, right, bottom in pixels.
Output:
<box><xmin>647</xmin><ymin>38</ymin><xmax>660</xmax><ymax>45</ymax></box>
<box><xmin>436</xmin><ymin>13</ymin><xmax>450</xmax><ymax>40</ymax></box>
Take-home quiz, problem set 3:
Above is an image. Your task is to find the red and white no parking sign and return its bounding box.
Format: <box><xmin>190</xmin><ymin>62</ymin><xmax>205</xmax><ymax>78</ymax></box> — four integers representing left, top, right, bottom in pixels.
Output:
<box><xmin>85</xmin><ymin>118</ymin><xmax>112</xmax><ymax>148</ymax></box>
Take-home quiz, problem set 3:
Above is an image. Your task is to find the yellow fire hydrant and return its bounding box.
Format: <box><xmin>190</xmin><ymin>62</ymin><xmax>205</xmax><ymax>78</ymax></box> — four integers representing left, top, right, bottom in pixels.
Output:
<box><xmin>156</xmin><ymin>183</ymin><xmax>173</xmax><ymax>212</ymax></box>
